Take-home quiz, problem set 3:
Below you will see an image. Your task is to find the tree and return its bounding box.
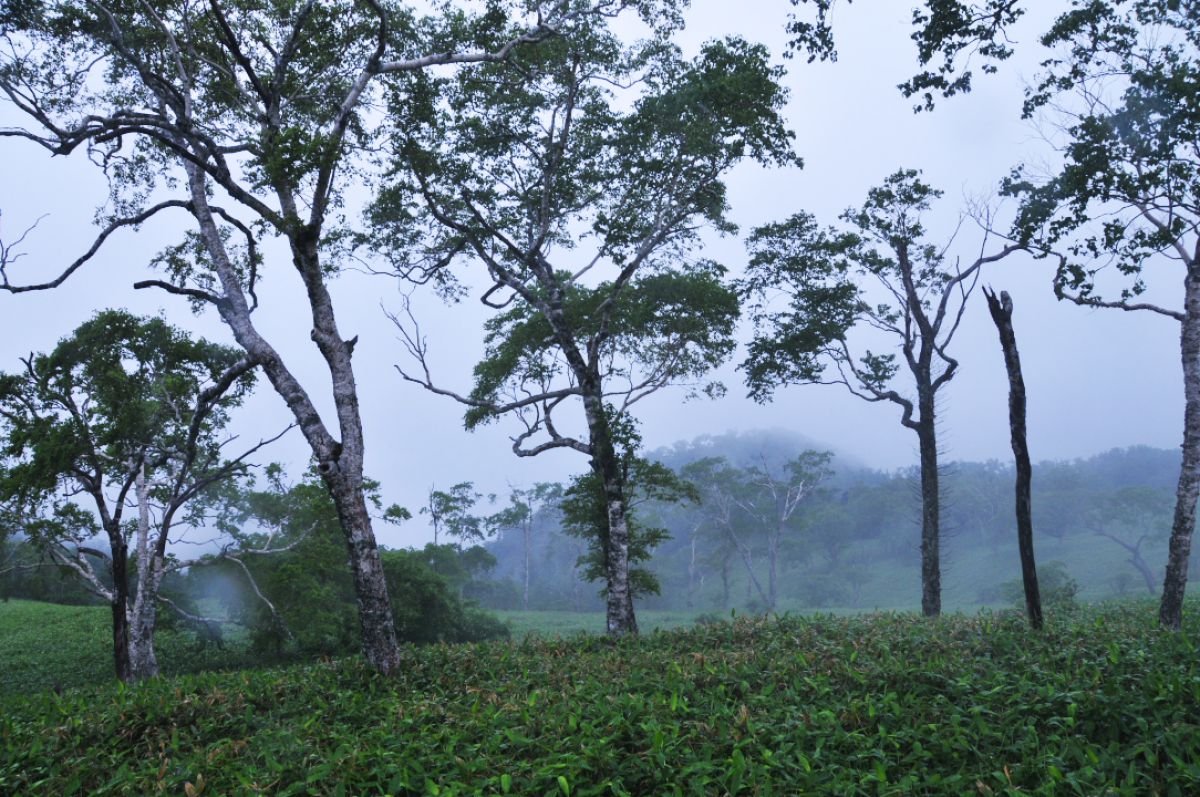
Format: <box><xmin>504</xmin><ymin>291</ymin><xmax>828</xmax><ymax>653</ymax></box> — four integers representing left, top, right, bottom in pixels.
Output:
<box><xmin>785</xmin><ymin>0</ymin><xmax>1026</xmax><ymax>111</ymax></box>
<box><xmin>377</xmin><ymin>23</ymin><xmax>793</xmax><ymax>635</ymax></box>
<box><xmin>984</xmin><ymin>287</ymin><xmax>1043</xmax><ymax>629</ymax></box>
<box><xmin>0</xmin><ymin>0</ymin><xmax>634</xmax><ymax>674</ymax></box>
<box><xmin>0</xmin><ymin>311</ymin><xmax>286</xmax><ymax>680</ymax></box>
<box><xmin>559</xmin><ymin>422</ymin><xmax>697</xmax><ymax>621</ymax></box>
<box><xmin>732</xmin><ymin>451</ymin><xmax>833</xmax><ymax>611</ymax></box>
<box><xmin>422</xmin><ymin>482</ymin><xmax>485</xmax><ymax>546</ymax></box>
<box><xmin>680</xmin><ymin>457</ymin><xmax>770</xmax><ymax>609</ymax></box>
<box><xmin>998</xmin><ymin>0</ymin><xmax>1200</xmax><ymax>630</ymax></box>
<box><xmin>741</xmin><ymin>170</ymin><xmax>1022</xmax><ymax>616</ymax></box>
<box><xmin>1087</xmin><ymin>486</ymin><xmax>1171</xmax><ymax>597</ymax></box>
<box><xmin>488</xmin><ymin>482</ymin><xmax>561</xmax><ymax>610</ymax></box>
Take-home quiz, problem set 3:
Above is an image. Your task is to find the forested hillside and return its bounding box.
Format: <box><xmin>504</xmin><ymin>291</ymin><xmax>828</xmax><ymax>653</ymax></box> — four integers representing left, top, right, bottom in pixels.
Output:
<box><xmin>479</xmin><ymin>433</ymin><xmax>1183</xmax><ymax>613</ymax></box>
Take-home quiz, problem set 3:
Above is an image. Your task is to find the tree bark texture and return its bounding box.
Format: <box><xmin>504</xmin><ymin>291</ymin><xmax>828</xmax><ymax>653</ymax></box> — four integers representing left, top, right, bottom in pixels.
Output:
<box><xmin>917</xmin><ymin>392</ymin><xmax>941</xmax><ymax>618</ymax></box>
<box><xmin>984</xmin><ymin>288</ymin><xmax>1043</xmax><ymax>630</ymax></box>
<box><xmin>108</xmin><ymin>536</ymin><xmax>132</xmax><ymax>683</ymax></box>
<box><xmin>583</xmin><ymin>395</ymin><xmax>637</xmax><ymax>637</ymax></box>
<box><xmin>185</xmin><ymin>162</ymin><xmax>401</xmax><ymax>672</ymax></box>
<box><xmin>1160</xmin><ymin>268</ymin><xmax>1200</xmax><ymax>630</ymax></box>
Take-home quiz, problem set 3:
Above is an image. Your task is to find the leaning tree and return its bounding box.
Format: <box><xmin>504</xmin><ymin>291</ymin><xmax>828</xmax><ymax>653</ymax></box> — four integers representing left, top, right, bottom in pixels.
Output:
<box><xmin>741</xmin><ymin>170</ymin><xmax>1022</xmax><ymax>616</ymax></box>
<box><xmin>375</xmin><ymin>25</ymin><xmax>793</xmax><ymax>634</ymax></box>
<box><xmin>0</xmin><ymin>0</ymin><xmax>658</xmax><ymax>672</ymax></box>
<box><xmin>0</xmin><ymin>310</ymin><xmax>288</xmax><ymax>681</ymax></box>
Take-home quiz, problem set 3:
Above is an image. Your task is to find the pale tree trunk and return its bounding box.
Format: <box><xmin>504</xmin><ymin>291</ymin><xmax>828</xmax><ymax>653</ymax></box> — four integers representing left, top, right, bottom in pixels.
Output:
<box><xmin>127</xmin><ymin>467</ymin><xmax>161</xmax><ymax>681</ymax></box>
<box><xmin>917</xmin><ymin>388</ymin><xmax>941</xmax><ymax>618</ymax></box>
<box><xmin>582</xmin><ymin>393</ymin><xmax>636</xmax><ymax>636</ymax></box>
<box><xmin>984</xmin><ymin>288</ymin><xmax>1043</xmax><ymax>630</ymax></box>
<box><xmin>1161</xmin><ymin>267</ymin><xmax>1200</xmax><ymax>629</ymax></box>
<box><xmin>767</xmin><ymin>527</ymin><xmax>781</xmax><ymax>612</ymax></box>
<box><xmin>326</xmin><ymin>471</ymin><xmax>402</xmax><ymax>670</ymax></box>
<box><xmin>184</xmin><ymin>162</ymin><xmax>401</xmax><ymax>673</ymax></box>
<box><xmin>522</xmin><ymin>519</ymin><xmax>531</xmax><ymax>611</ymax></box>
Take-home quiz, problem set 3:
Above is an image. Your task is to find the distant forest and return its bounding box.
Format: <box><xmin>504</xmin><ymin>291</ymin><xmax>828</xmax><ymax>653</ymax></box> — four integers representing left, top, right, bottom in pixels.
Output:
<box><xmin>476</xmin><ymin>431</ymin><xmax>1183</xmax><ymax>614</ymax></box>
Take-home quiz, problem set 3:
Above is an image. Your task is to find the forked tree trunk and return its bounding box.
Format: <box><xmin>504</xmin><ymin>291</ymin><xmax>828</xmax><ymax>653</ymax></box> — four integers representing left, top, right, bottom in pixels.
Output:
<box><xmin>1160</xmin><ymin>268</ymin><xmax>1200</xmax><ymax>629</ymax></box>
<box><xmin>984</xmin><ymin>288</ymin><xmax>1043</xmax><ymax>630</ymax></box>
<box><xmin>916</xmin><ymin>390</ymin><xmax>941</xmax><ymax>618</ymax></box>
<box><xmin>185</xmin><ymin>161</ymin><xmax>402</xmax><ymax>673</ymax></box>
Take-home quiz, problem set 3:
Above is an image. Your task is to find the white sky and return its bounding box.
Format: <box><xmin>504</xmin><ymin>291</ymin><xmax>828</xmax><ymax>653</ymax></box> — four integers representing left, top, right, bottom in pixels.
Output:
<box><xmin>0</xmin><ymin>1</ymin><xmax>1183</xmax><ymax>548</ymax></box>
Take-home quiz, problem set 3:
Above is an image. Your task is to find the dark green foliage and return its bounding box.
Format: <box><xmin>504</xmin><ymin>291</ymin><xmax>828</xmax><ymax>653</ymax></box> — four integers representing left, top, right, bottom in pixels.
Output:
<box><xmin>3</xmin><ymin>601</ymin><xmax>1200</xmax><ymax>795</ymax></box>
<box><xmin>998</xmin><ymin>561</ymin><xmax>1079</xmax><ymax>611</ymax></box>
<box><xmin>786</xmin><ymin>0</ymin><xmax>1025</xmax><ymax>110</ymax></box>
<box><xmin>226</xmin><ymin>469</ymin><xmax>506</xmax><ymax>654</ymax></box>
<box><xmin>384</xmin><ymin>549</ymin><xmax>509</xmax><ymax>646</ymax></box>
<box><xmin>559</xmin><ymin>415</ymin><xmax>697</xmax><ymax>599</ymax></box>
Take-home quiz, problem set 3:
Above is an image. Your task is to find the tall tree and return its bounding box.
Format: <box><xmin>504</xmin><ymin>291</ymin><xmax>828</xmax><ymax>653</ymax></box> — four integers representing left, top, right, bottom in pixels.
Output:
<box><xmin>558</xmin><ymin>421</ymin><xmax>697</xmax><ymax>622</ymax></box>
<box><xmin>0</xmin><ymin>0</ymin><xmax>637</xmax><ymax>673</ymax></box>
<box><xmin>0</xmin><ymin>311</ymin><xmax>286</xmax><ymax>680</ymax></box>
<box><xmin>1001</xmin><ymin>0</ymin><xmax>1200</xmax><ymax>629</ymax></box>
<box><xmin>488</xmin><ymin>482</ymin><xmax>561</xmax><ymax>611</ymax></box>
<box><xmin>376</xmin><ymin>26</ymin><xmax>793</xmax><ymax>634</ymax></box>
<box><xmin>741</xmin><ymin>170</ymin><xmax>1022</xmax><ymax>616</ymax></box>
<box><xmin>984</xmin><ymin>287</ymin><xmax>1042</xmax><ymax>629</ymax></box>
<box><xmin>733</xmin><ymin>452</ymin><xmax>832</xmax><ymax>612</ymax></box>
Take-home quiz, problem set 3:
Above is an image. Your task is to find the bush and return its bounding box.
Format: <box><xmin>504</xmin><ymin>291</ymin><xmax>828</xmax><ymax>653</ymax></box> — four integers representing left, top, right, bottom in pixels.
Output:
<box><xmin>384</xmin><ymin>549</ymin><xmax>509</xmax><ymax>644</ymax></box>
<box><xmin>999</xmin><ymin>561</ymin><xmax>1079</xmax><ymax>611</ymax></box>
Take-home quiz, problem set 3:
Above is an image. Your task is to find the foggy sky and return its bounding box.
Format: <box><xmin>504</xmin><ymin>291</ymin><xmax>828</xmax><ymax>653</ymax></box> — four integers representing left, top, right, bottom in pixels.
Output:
<box><xmin>0</xmin><ymin>1</ymin><xmax>1183</xmax><ymax>548</ymax></box>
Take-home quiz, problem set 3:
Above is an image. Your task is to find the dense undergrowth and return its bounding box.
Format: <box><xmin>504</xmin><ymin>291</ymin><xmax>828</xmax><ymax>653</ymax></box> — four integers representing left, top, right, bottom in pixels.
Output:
<box><xmin>3</xmin><ymin>601</ymin><xmax>1199</xmax><ymax>795</ymax></box>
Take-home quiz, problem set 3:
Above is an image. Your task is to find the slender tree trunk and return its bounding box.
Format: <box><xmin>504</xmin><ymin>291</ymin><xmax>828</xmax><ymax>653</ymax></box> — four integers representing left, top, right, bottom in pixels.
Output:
<box><xmin>720</xmin><ymin>554</ymin><xmax>730</xmax><ymax>609</ymax></box>
<box><xmin>984</xmin><ymin>288</ymin><xmax>1043</xmax><ymax>630</ymax></box>
<box><xmin>522</xmin><ymin>520</ymin><xmax>531</xmax><ymax>611</ymax></box>
<box><xmin>686</xmin><ymin>530</ymin><xmax>699</xmax><ymax>611</ymax></box>
<box><xmin>767</xmin><ymin>529</ymin><xmax>780</xmax><ymax>611</ymax></box>
<box><xmin>916</xmin><ymin>391</ymin><xmax>941</xmax><ymax>617</ymax></box>
<box><xmin>727</xmin><ymin>530</ymin><xmax>770</xmax><ymax>609</ymax></box>
<box><xmin>1161</xmin><ymin>268</ymin><xmax>1200</xmax><ymax>629</ymax></box>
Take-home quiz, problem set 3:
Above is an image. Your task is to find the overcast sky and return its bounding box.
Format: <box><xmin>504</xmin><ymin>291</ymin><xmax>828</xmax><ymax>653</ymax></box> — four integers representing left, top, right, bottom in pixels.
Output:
<box><xmin>0</xmin><ymin>1</ymin><xmax>1183</xmax><ymax>548</ymax></box>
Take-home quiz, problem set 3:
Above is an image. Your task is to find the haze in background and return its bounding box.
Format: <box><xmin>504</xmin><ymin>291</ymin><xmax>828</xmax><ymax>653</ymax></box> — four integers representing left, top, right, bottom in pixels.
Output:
<box><xmin>0</xmin><ymin>1</ymin><xmax>1179</xmax><ymax>546</ymax></box>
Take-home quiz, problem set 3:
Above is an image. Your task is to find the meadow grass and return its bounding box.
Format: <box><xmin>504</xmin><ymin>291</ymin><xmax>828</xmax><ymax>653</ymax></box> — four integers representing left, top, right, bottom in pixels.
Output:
<box><xmin>2</xmin><ymin>599</ymin><xmax>1198</xmax><ymax>795</ymax></box>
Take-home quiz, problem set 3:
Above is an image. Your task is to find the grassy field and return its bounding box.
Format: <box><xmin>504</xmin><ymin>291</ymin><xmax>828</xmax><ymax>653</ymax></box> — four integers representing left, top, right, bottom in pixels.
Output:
<box><xmin>0</xmin><ymin>600</ymin><xmax>265</xmax><ymax>695</ymax></box>
<box><xmin>3</xmin><ymin>599</ymin><xmax>1200</xmax><ymax>795</ymax></box>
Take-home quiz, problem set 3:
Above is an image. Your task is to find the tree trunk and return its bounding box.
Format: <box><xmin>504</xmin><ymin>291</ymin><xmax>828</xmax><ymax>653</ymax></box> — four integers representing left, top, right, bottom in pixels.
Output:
<box><xmin>185</xmin><ymin>162</ymin><xmax>401</xmax><ymax>672</ymax></box>
<box><xmin>109</xmin><ymin>537</ymin><xmax>132</xmax><ymax>682</ymax></box>
<box><xmin>984</xmin><ymin>288</ymin><xmax>1043</xmax><ymax>630</ymax></box>
<box><xmin>127</xmin><ymin>469</ymin><xmax>161</xmax><ymax>680</ymax></box>
<box><xmin>686</xmin><ymin>531</ymin><xmax>698</xmax><ymax>611</ymax></box>
<box><xmin>1161</xmin><ymin>268</ymin><xmax>1200</xmax><ymax>630</ymax></box>
<box><xmin>582</xmin><ymin>394</ymin><xmax>637</xmax><ymax>636</ymax></box>
<box><xmin>916</xmin><ymin>393</ymin><xmax>941</xmax><ymax>617</ymax></box>
<box><xmin>325</xmin><ymin>471</ymin><xmax>402</xmax><ymax>673</ymax></box>
<box><xmin>720</xmin><ymin>554</ymin><xmax>730</xmax><ymax>610</ymax></box>
<box><xmin>767</xmin><ymin>528</ymin><xmax>780</xmax><ymax>612</ymax></box>
<box><xmin>522</xmin><ymin>520</ymin><xmax>531</xmax><ymax>611</ymax></box>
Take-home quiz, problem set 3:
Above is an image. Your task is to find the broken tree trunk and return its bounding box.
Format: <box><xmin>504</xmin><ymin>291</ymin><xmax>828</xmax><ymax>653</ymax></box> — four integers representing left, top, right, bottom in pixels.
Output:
<box><xmin>984</xmin><ymin>287</ymin><xmax>1043</xmax><ymax>630</ymax></box>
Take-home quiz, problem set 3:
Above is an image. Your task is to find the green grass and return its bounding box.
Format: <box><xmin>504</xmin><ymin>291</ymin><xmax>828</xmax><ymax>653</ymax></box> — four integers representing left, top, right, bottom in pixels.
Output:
<box><xmin>0</xmin><ymin>600</ymin><xmax>262</xmax><ymax>695</ymax></box>
<box><xmin>3</xmin><ymin>599</ymin><xmax>1200</xmax><ymax>795</ymax></box>
<box><xmin>496</xmin><ymin>609</ymin><xmax>707</xmax><ymax>637</ymax></box>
